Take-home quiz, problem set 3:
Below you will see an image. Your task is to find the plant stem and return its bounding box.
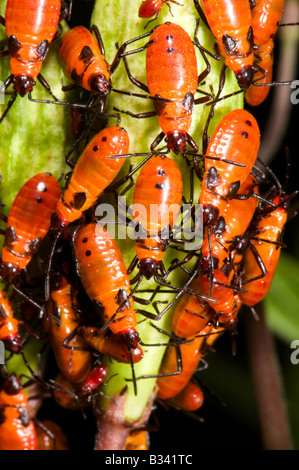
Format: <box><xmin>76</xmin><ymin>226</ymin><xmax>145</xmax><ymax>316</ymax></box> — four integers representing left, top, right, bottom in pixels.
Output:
<box><xmin>94</xmin><ymin>389</ymin><xmax>156</xmax><ymax>450</ymax></box>
<box><xmin>244</xmin><ymin>303</ymin><xmax>293</xmax><ymax>450</ymax></box>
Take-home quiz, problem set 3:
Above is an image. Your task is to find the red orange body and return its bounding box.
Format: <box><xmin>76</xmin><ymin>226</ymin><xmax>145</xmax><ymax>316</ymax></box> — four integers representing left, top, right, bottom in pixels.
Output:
<box><xmin>197</xmin><ymin>269</ymin><xmax>239</xmax><ymax>329</ymax></box>
<box><xmin>36</xmin><ymin>420</ymin><xmax>69</xmax><ymax>450</ymax></box>
<box><xmin>52</xmin><ymin>365</ymin><xmax>108</xmax><ymax>410</ymax></box>
<box><xmin>74</xmin><ymin>223</ymin><xmax>140</xmax><ymax>349</ymax></box>
<box><xmin>58</xmin><ymin>25</ymin><xmax>111</xmax><ymax>96</ymax></box>
<box><xmin>200</xmin><ymin>0</ymin><xmax>254</xmax><ymax>89</ymax></box>
<box><xmin>251</xmin><ymin>0</ymin><xmax>285</xmax><ymax>46</ymax></box>
<box><xmin>48</xmin><ymin>276</ymin><xmax>92</xmax><ymax>384</ymax></box>
<box><xmin>200</xmin><ymin>174</ymin><xmax>259</xmax><ymax>272</ymax></box>
<box><xmin>0</xmin><ymin>287</ymin><xmax>22</xmax><ymax>353</ymax></box>
<box><xmin>200</xmin><ymin>109</ymin><xmax>260</xmax><ymax>205</ymax></box>
<box><xmin>132</xmin><ymin>155</ymin><xmax>183</xmax><ymax>278</ymax></box>
<box><xmin>1</xmin><ymin>173</ymin><xmax>60</xmax><ymax>281</ymax></box>
<box><xmin>78</xmin><ymin>326</ymin><xmax>144</xmax><ymax>364</ymax></box>
<box><xmin>168</xmin><ymin>381</ymin><xmax>204</xmax><ymax>411</ymax></box>
<box><xmin>171</xmin><ymin>280</ymin><xmax>213</xmax><ymax>338</ymax></box>
<box><xmin>0</xmin><ymin>374</ymin><xmax>38</xmax><ymax>450</ymax></box>
<box><xmin>139</xmin><ymin>0</ymin><xmax>182</xmax><ymax>20</ymax></box>
<box><xmin>245</xmin><ymin>39</ymin><xmax>274</xmax><ymax>107</ymax></box>
<box><xmin>80</xmin><ymin>364</ymin><xmax>108</xmax><ymax>395</ymax></box>
<box><xmin>124</xmin><ymin>430</ymin><xmax>149</xmax><ymax>450</ymax></box>
<box><xmin>52</xmin><ymin>372</ymin><xmax>82</xmax><ymax>410</ymax></box>
<box><xmin>239</xmin><ymin>195</ymin><xmax>288</xmax><ymax>306</ymax></box>
<box><xmin>157</xmin><ymin>325</ymin><xmax>212</xmax><ymax>400</ymax></box>
<box><xmin>4</xmin><ymin>0</ymin><xmax>61</xmax><ymax>96</ymax></box>
<box><xmin>55</xmin><ymin>126</ymin><xmax>129</xmax><ymax>226</ymax></box>
<box><xmin>146</xmin><ymin>23</ymin><xmax>199</xmax><ymax>153</ymax></box>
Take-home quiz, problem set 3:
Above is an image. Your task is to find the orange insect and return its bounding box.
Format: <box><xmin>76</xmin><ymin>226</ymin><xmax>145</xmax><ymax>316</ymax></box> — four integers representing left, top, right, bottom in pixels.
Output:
<box><xmin>35</xmin><ymin>420</ymin><xmax>69</xmax><ymax>450</ymax></box>
<box><xmin>199</xmin><ymin>109</ymin><xmax>260</xmax><ymax>214</ymax></box>
<box><xmin>124</xmin><ymin>429</ymin><xmax>149</xmax><ymax>450</ymax></box>
<box><xmin>52</xmin><ymin>372</ymin><xmax>83</xmax><ymax>410</ymax></box>
<box><xmin>195</xmin><ymin>0</ymin><xmax>254</xmax><ymax>89</ymax></box>
<box><xmin>238</xmin><ymin>193</ymin><xmax>289</xmax><ymax>306</ymax></box>
<box><xmin>0</xmin><ymin>287</ymin><xmax>22</xmax><ymax>353</ymax></box>
<box><xmin>53</xmin><ymin>126</ymin><xmax>129</xmax><ymax>228</ymax></box>
<box><xmin>197</xmin><ymin>269</ymin><xmax>240</xmax><ymax>331</ymax></box>
<box><xmin>80</xmin><ymin>364</ymin><xmax>108</xmax><ymax>396</ymax></box>
<box><xmin>0</xmin><ymin>374</ymin><xmax>38</xmax><ymax>450</ymax></box>
<box><xmin>171</xmin><ymin>280</ymin><xmax>213</xmax><ymax>338</ymax></box>
<box><xmin>129</xmin><ymin>155</ymin><xmax>183</xmax><ymax>280</ymax></box>
<box><xmin>0</xmin><ymin>0</ymin><xmax>68</xmax><ymax>121</ymax></box>
<box><xmin>168</xmin><ymin>380</ymin><xmax>204</xmax><ymax>412</ymax></box>
<box><xmin>51</xmin><ymin>364</ymin><xmax>108</xmax><ymax>410</ymax></box>
<box><xmin>1</xmin><ymin>173</ymin><xmax>60</xmax><ymax>281</ymax></box>
<box><xmin>46</xmin><ymin>126</ymin><xmax>129</xmax><ymax>302</ymax></box>
<box><xmin>200</xmin><ymin>174</ymin><xmax>259</xmax><ymax>274</ymax></box>
<box><xmin>78</xmin><ymin>326</ymin><xmax>144</xmax><ymax>364</ymax></box>
<box><xmin>73</xmin><ymin>223</ymin><xmax>141</xmax><ymax>350</ymax></box>
<box><xmin>116</xmin><ymin>22</ymin><xmax>211</xmax><ymax>154</ymax></box>
<box><xmin>251</xmin><ymin>0</ymin><xmax>285</xmax><ymax>47</ymax></box>
<box><xmin>139</xmin><ymin>0</ymin><xmax>183</xmax><ymax>26</ymax></box>
<box><xmin>245</xmin><ymin>39</ymin><xmax>274</xmax><ymax>107</ymax></box>
<box><xmin>157</xmin><ymin>324</ymin><xmax>212</xmax><ymax>400</ymax></box>
<box><xmin>58</xmin><ymin>25</ymin><xmax>127</xmax><ymax>109</ymax></box>
<box><xmin>47</xmin><ymin>274</ymin><xmax>92</xmax><ymax>384</ymax></box>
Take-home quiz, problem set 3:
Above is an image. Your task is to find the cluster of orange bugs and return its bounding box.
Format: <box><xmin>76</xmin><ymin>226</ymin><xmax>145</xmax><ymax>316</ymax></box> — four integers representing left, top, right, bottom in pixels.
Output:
<box><xmin>0</xmin><ymin>0</ymin><xmax>296</xmax><ymax>451</ymax></box>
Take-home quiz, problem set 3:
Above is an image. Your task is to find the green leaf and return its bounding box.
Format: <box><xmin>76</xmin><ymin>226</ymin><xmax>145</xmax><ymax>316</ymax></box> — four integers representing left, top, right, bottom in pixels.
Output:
<box><xmin>264</xmin><ymin>253</ymin><xmax>299</xmax><ymax>343</ymax></box>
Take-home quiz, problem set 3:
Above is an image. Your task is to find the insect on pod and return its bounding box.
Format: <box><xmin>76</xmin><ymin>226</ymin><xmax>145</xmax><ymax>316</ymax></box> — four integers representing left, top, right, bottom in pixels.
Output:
<box><xmin>167</xmin><ymin>380</ymin><xmax>204</xmax><ymax>411</ymax></box>
<box><xmin>73</xmin><ymin>222</ymin><xmax>141</xmax><ymax>351</ymax></box>
<box><xmin>129</xmin><ymin>155</ymin><xmax>183</xmax><ymax>280</ymax></box>
<box><xmin>251</xmin><ymin>0</ymin><xmax>285</xmax><ymax>47</ymax></box>
<box><xmin>58</xmin><ymin>24</ymin><xmax>127</xmax><ymax>110</ymax></box>
<box><xmin>199</xmin><ymin>109</ymin><xmax>260</xmax><ymax>231</ymax></box>
<box><xmin>197</xmin><ymin>269</ymin><xmax>240</xmax><ymax>331</ymax></box>
<box><xmin>238</xmin><ymin>193</ymin><xmax>290</xmax><ymax>307</ymax></box>
<box><xmin>115</xmin><ymin>22</ymin><xmax>211</xmax><ymax>154</ymax></box>
<box><xmin>0</xmin><ymin>0</ymin><xmax>70</xmax><ymax>121</ymax></box>
<box><xmin>200</xmin><ymin>173</ymin><xmax>259</xmax><ymax>275</ymax></box>
<box><xmin>124</xmin><ymin>429</ymin><xmax>150</xmax><ymax>450</ymax></box>
<box><xmin>45</xmin><ymin>126</ymin><xmax>129</xmax><ymax>300</ymax></box>
<box><xmin>0</xmin><ymin>374</ymin><xmax>38</xmax><ymax>450</ymax></box>
<box><xmin>47</xmin><ymin>274</ymin><xmax>92</xmax><ymax>384</ymax></box>
<box><xmin>245</xmin><ymin>40</ymin><xmax>274</xmax><ymax>107</ymax></box>
<box><xmin>51</xmin><ymin>365</ymin><xmax>108</xmax><ymax>410</ymax></box>
<box><xmin>157</xmin><ymin>324</ymin><xmax>213</xmax><ymax>400</ymax></box>
<box><xmin>1</xmin><ymin>173</ymin><xmax>61</xmax><ymax>282</ymax></box>
<box><xmin>171</xmin><ymin>280</ymin><xmax>214</xmax><ymax>338</ymax></box>
<box><xmin>0</xmin><ymin>287</ymin><xmax>22</xmax><ymax>354</ymax></box>
<box><xmin>194</xmin><ymin>0</ymin><xmax>255</xmax><ymax>89</ymax></box>
<box><xmin>77</xmin><ymin>326</ymin><xmax>144</xmax><ymax>364</ymax></box>
<box><xmin>52</xmin><ymin>126</ymin><xmax>129</xmax><ymax>228</ymax></box>
<box><xmin>138</xmin><ymin>0</ymin><xmax>183</xmax><ymax>28</ymax></box>
<box><xmin>35</xmin><ymin>420</ymin><xmax>69</xmax><ymax>450</ymax></box>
